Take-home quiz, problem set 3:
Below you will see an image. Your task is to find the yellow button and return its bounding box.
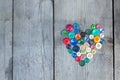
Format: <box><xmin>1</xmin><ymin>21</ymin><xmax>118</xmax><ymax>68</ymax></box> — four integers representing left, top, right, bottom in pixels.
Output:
<box><xmin>94</xmin><ymin>36</ymin><xmax>101</xmax><ymax>43</ymax></box>
<box><xmin>91</xmin><ymin>49</ymin><xmax>96</xmax><ymax>55</ymax></box>
<box><xmin>96</xmin><ymin>43</ymin><xmax>102</xmax><ymax>49</ymax></box>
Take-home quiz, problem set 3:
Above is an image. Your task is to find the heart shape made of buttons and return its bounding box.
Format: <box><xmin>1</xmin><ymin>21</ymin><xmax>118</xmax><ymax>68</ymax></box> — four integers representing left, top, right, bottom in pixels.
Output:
<box><xmin>61</xmin><ymin>23</ymin><xmax>105</xmax><ymax>67</ymax></box>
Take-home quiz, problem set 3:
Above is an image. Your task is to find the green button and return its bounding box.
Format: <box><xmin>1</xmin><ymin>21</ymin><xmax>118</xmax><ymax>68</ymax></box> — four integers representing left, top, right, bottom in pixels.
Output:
<box><xmin>78</xmin><ymin>38</ymin><xmax>85</xmax><ymax>45</ymax></box>
<box><xmin>79</xmin><ymin>60</ymin><xmax>85</xmax><ymax>67</ymax></box>
<box><xmin>85</xmin><ymin>29</ymin><xmax>92</xmax><ymax>35</ymax></box>
<box><xmin>85</xmin><ymin>58</ymin><xmax>90</xmax><ymax>63</ymax></box>
<box><xmin>80</xmin><ymin>50</ymin><xmax>86</xmax><ymax>54</ymax></box>
<box><xmin>69</xmin><ymin>32</ymin><xmax>75</xmax><ymax>39</ymax></box>
<box><xmin>92</xmin><ymin>29</ymin><xmax>100</xmax><ymax>36</ymax></box>
<box><xmin>91</xmin><ymin>24</ymin><xmax>96</xmax><ymax>29</ymax></box>
<box><xmin>68</xmin><ymin>49</ymin><xmax>73</xmax><ymax>54</ymax></box>
<box><xmin>61</xmin><ymin>29</ymin><xmax>69</xmax><ymax>37</ymax></box>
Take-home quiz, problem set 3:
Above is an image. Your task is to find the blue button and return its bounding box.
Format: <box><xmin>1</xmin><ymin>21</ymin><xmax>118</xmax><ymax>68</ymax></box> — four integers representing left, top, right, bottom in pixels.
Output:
<box><xmin>100</xmin><ymin>39</ymin><xmax>105</xmax><ymax>44</ymax></box>
<box><xmin>70</xmin><ymin>38</ymin><xmax>78</xmax><ymax>46</ymax></box>
<box><xmin>84</xmin><ymin>36</ymin><xmax>90</xmax><ymax>42</ymax></box>
<box><xmin>72</xmin><ymin>45</ymin><xmax>80</xmax><ymax>52</ymax></box>
<box><xmin>72</xmin><ymin>53</ymin><xmax>77</xmax><ymax>58</ymax></box>
<box><xmin>100</xmin><ymin>28</ymin><xmax>105</xmax><ymax>33</ymax></box>
<box><xmin>74</xmin><ymin>29</ymin><xmax>80</xmax><ymax>34</ymax></box>
<box><xmin>73</xmin><ymin>23</ymin><xmax>80</xmax><ymax>29</ymax></box>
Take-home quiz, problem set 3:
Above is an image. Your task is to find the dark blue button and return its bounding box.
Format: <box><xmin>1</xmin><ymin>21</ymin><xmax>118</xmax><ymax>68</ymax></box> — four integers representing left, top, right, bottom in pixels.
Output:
<box><xmin>70</xmin><ymin>38</ymin><xmax>78</xmax><ymax>46</ymax></box>
<box><xmin>88</xmin><ymin>40</ymin><xmax>94</xmax><ymax>45</ymax></box>
<box><xmin>74</xmin><ymin>29</ymin><xmax>80</xmax><ymax>34</ymax></box>
<box><xmin>100</xmin><ymin>39</ymin><xmax>105</xmax><ymax>44</ymax></box>
<box><xmin>71</xmin><ymin>53</ymin><xmax>77</xmax><ymax>58</ymax></box>
<box><xmin>80</xmin><ymin>32</ymin><xmax>86</xmax><ymax>37</ymax></box>
<box><xmin>73</xmin><ymin>23</ymin><xmax>80</xmax><ymax>29</ymax></box>
<box><xmin>66</xmin><ymin>44</ymin><xmax>71</xmax><ymax>49</ymax></box>
<box><xmin>72</xmin><ymin>45</ymin><xmax>80</xmax><ymax>52</ymax></box>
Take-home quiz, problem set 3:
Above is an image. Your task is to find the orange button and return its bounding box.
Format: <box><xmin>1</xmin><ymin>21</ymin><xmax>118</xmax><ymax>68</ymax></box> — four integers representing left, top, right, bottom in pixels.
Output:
<box><xmin>75</xmin><ymin>34</ymin><xmax>81</xmax><ymax>40</ymax></box>
<box><xmin>94</xmin><ymin>36</ymin><xmax>101</xmax><ymax>43</ymax></box>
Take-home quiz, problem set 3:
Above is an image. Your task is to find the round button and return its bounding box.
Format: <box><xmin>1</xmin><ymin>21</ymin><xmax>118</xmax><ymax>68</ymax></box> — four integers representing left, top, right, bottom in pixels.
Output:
<box><xmin>79</xmin><ymin>60</ymin><xmax>85</xmax><ymax>67</ymax></box>
<box><xmin>100</xmin><ymin>33</ymin><xmax>104</xmax><ymax>38</ymax></box>
<box><xmin>70</xmin><ymin>38</ymin><xmax>78</xmax><ymax>46</ymax></box>
<box><xmin>72</xmin><ymin>53</ymin><xmax>77</xmax><ymax>58</ymax></box>
<box><xmin>80</xmin><ymin>32</ymin><xmax>86</xmax><ymax>37</ymax></box>
<box><xmin>61</xmin><ymin>29</ymin><xmax>69</xmax><ymax>37</ymax></box>
<box><xmin>86</xmin><ymin>47</ymin><xmax>91</xmax><ymax>52</ymax></box>
<box><xmin>96</xmin><ymin>24</ymin><xmax>102</xmax><ymax>29</ymax></box>
<box><xmin>96</xmin><ymin>43</ymin><xmax>102</xmax><ymax>49</ymax></box>
<box><xmin>89</xmin><ymin>34</ymin><xmax>94</xmax><ymax>39</ymax></box>
<box><xmin>75</xmin><ymin>56</ymin><xmax>81</xmax><ymax>62</ymax></box>
<box><xmin>92</xmin><ymin>29</ymin><xmax>100</xmax><ymax>36</ymax></box>
<box><xmin>84</xmin><ymin>42</ymin><xmax>90</xmax><ymax>47</ymax></box>
<box><xmin>84</xmin><ymin>36</ymin><xmax>90</xmax><ymax>42</ymax></box>
<box><xmin>63</xmin><ymin>37</ymin><xmax>70</xmax><ymax>45</ymax></box>
<box><xmin>94</xmin><ymin>36</ymin><xmax>101</xmax><ymax>43</ymax></box>
<box><xmin>69</xmin><ymin>32</ymin><xmax>75</xmax><ymax>39</ymax></box>
<box><xmin>85</xmin><ymin>58</ymin><xmax>90</xmax><ymax>63</ymax></box>
<box><xmin>91</xmin><ymin>24</ymin><xmax>96</xmax><ymax>29</ymax></box>
<box><xmin>80</xmin><ymin>50</ymin><xmax>86</xmax><ymax>54</ymax></box>
<box><xmin>80</xmin><ymin>45</ymin><xmax>85</xmax><ymax>50</ymax></box>
<box><xmin>72</xmin><ymin>45</ymin><xmax>80</xmax><ymax>52</ymax></box>
<box><xmin>68</xmin><ymin>49</ymin><xmax>73</xmax><ymax>54</ymax></box>
<box><xmin>74</xmin><ymin>29</ymin><xmax>80</xmax><ymax>34</ymax></box>
<box><xmin>100</xmin><ymin>39</ymin><xmax>105</xmax><ymax>44</ymax></box>
<box><xmin>87</xmin><ymin>53</ymin><xmax>93</xmax><ymax>59</ymax></box>
<box><xmin>66</xmin><ymin>44</ymin><xmax>71</xmax><ymax>49</ymax></box>
<box><xmin>91</xmin><ymin>49</ymin><xmax>96</xmax><ymax>55</ymax></box>
<box><xmin>66</xmin><ymin>24</ymin><xmax>74</xmax><ymax>32</ymax></box>
<box><xmin>80</xmin><ymin>54</ymin><xmax>86</xmax><ymax>60</ymax></box>
<box><xmin>100</xmin><ymin>28</ymin><xmax>105</xmax><ymax>33</ymax></box>
<box><xmin>76</xmin><ymin>52</ymin><xmax>81</xmax><ymax>56</ymax></box>
<box><xmin>78</xmin><ymin>38</ymin><xmax>85</xmax><ymax>45</ymax></box>
<box><xmin>85</xmin><ymin>29</ymin><xmax>92</xmax><ymax>35</ymax></box>
<box><xmin>73</xmin><ymin>23</ymin><xmax>80</xmax><ymax>29</ymax></box>
<box><xmin>88</xmin><ymin>40</ymin><xmax>94</xmax><ymax>45</ymax></box>
<box><xmin>90</xmin><ymin>44</ymin><xmax>96</xmax><ymax>50</ymax></box>
<box><xmin>75</xmin><ymin>34</ymin><xmax>81</xmax><ymax>40</ymax></box>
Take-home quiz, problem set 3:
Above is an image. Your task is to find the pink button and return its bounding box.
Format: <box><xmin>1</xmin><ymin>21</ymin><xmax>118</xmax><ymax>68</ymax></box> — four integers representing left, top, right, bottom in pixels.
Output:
<box><xmin>80</xmin><ymin>45</ymin><xmax>85</xmax><ymax>50</ymax></box>
<box><xmin>84</xmin><ymin>42</ymin><xmax>90</xmax><ymax>47</ymax></box>
<box><xmin>80</xmin><ymin>54</ymin><xmax>86</xmax><ymax>60</ymax></box>
<box><xmin>96</xmin><ymin>24</ymin><xmax>102</xmax><ymax>29</ymax></box>
<box><xmin>66</xmin><ymin>24</ymin><xmax>74</xmax><ymax>32</ymax></box>
<box><xmin>91</xmin><ymin>44</ymin><xmax>96</xmax><ymax>50</ymax></box>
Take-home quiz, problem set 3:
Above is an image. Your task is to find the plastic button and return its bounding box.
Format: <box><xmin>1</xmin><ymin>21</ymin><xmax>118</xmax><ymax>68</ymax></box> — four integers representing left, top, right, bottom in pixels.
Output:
<box><xmin>73</xmin><ymin>23</ymin><xmax>80</xmax><ymax>29</ymax></box>
<box><xmin>89</xmin><ymin>34</ymin><xmax>94</xmax><ymax>39</ymax></box>
<box><xmin>91</xmin><ymin>24</ymin><xmax>96</xmax><ymax>29</ymax></box>
<box><xmin>85</xmin><ymin>29</ymin><xmax>92</xmax><ymax>35</ymax></box>
<box><xmin>100</xmin><ymin>39</ymin><xmax>105</xmax><ymax>44</ymax></box>
<box><xmin>85</xmin><ymin>58</ymin><xmax>90</xmax><ymax>63</ymax></box>
<box><xmin>63</xmin><ymin>37</ymin><xmax>70</xmax><ymax>45</ymax></box>
<box><xmin>61</xmin><ymin>29</ymin><xmax>69</xmax><ymax>37</ymax></box>
<box><xmin>69</xmin><ymin>32</ymin><xmax>75</xmax><ymax>39</ymax></box>
<box><xmin>84</xmin><ymin>36</ymin><xmax>90</xmax><ymax>42</ymax></box>
<box><xmin>79</xmin><ymin>60</ymin><xmax>85</xmax><ymax>67</ymax></box>
<box><xmin>100</xmin><ymin>33</ymin><xmax>104</xmax><ymax>38</ymax></box>
<box><xmin>87</xmin><ymin>53</ymin><xmax>93</xmax><ymax>59</ymax></box>
<box><xmin>88</xmin><ymin>40</ymin><xmax>94</xmax><ymax>45</ymax></box>
<box><xmin>75</xmin><ymin>56</ymin><xmax>81</xmax><ymax>62</ymax></box>
<box><xmin>92</xmin><ymin>29</ymin><xmax>100</xmax><ymax>36</ymax></box>
<box><xmin>100</xmin><ymin>28</ymin><xmax>105</xmax><ymax>33</ymax></box>
<box><xmin>70</xmin><ymin>38</ymin><xmax>78</xmax><ymax>46</ymax></box>
<box><xmin>66</xmin><ymin>44</ymin><xmax>71</xmax><ymax>49</ymax></box>
<box><xmin>66</xmin><ymin>24</ymin><xmax>74</xmax><ymax>32</ymax></box>
<box><xmin>80</xmin><ymin>45</ymin><xmax>85</xmax><ymax>50</ymax></box>
<box><xmin>91</xmin><ymin>49</ymin><xmax>96</xmax><ymax>55</ymax></box>
<box><xmin>80</xmin><ymin>54</ymin><xmax>86</xmax><ymax>60</ymax></box>
<box><xmin>75</xmin><ymin>34</ymin><xmax>81</xmax><ymax>40</ymax></box>
<box><xmin>72</xmin><ymin>45</ymin><xmax>80</xmax><ymax>52</ymax></box>
<box><xmin>84</xmin><ymin>42</ymin><xmax>90</xmax><ymax>47</ymax></box>
<box><xmin>78</xmin><ymin>38</ymin><xmax>85</xmax><ymax>45</ymax></box>
<box><xmin>80</xmin><ymin>32</ymin><xmax>86</xmax><ymax>37</ymax></box>
<box><xmin>68</xmin><ymin>49</ymin><xmax>73</xmax><ymax>54</ymax></box>
<box><xmin>96</xmin><ymin>24</ymin><xmax>102</xmax><ymax>29</ymax></box>
<box><xmin>72</xmin><ymin>53</ymin><xmax>77</xmax><ymax>58</ymax></box>
<box><xmin>96</xmin><ymin>43</ymin><xmax>102</xmax><ymax>49</ymax></box>
<box><xmin>90</xmin><ymin>44</ymin><xmax>96</xmax><ymax>50</ymax></box>
<box><xmin>76</xmin><ymin>52</ymin><xmax>81</xmax><ymax>56</ymax></box>
<box><xmin>74</xmin><ymin>29</ymin><xmax>80</xmax><ymax>34</ymax></box>
<box><xmin>86</xmin><ymin>47</ymin><xmax>91</xmax><ymax>52</ymax></box>
<box><xmin>80</xmin><ymin>50</ymin><xmax>86</xmax><ymax>54</ymax></box>
<box><xmin>93</xmin><ymin>36</ymin><xmax>101</xmax><ymax>43</ymax></box>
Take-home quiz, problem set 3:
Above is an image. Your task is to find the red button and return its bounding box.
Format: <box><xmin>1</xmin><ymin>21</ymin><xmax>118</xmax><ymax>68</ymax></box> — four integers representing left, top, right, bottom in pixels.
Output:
<box><xmin>66</xmin><ymin>24</ymin><xmax>74</xmax><ymax>32</ymax></box>
<box><xmin>75</xmin><ymin>56</ymin><xmax>81</xmax><ymax>62</ymax></box>
<box><xmin>63</xmin><ymin>37</ymin><xmax>70</xmax><ymax>45</ymax></box>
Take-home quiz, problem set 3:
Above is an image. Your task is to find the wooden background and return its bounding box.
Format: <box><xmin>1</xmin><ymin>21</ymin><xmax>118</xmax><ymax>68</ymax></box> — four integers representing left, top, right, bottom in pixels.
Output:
<box><xmin>0</xmin><ymin>0</ymin><xmax>119</xmax><ymax>80</ymax></box>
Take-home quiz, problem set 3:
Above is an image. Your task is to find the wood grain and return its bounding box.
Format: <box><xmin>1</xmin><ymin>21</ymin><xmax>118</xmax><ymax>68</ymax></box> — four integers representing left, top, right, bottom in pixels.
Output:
<box><xmin>114</xmin><ymin>0</ymin><xmax>120</xmax><ymax>80</ymax></box>
<box><xmin>13</xmin><ymin>0</ymin><xmax>53</xmax><ymax>80</ymax></box>
<box><xmin>0</xmin><ymin>0</ymin><xmax>13</xmax><ymax>80</ymax></box>
<box><xmin>54</xmin><ymin>0</ymin><xmax>113</xmax><ymax>80</ymax></box>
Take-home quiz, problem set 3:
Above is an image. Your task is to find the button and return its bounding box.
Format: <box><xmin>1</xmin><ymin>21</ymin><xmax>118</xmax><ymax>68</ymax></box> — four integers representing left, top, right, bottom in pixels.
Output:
<box><xmin>70</xmin><ymin>38</ymin><xmax>78</xmax><ymax>46</ymax></box>
<box><xmin>76</xmin><ymin>52</ymin><xmax>81</xmax><ymax>56</ymax></box>
<box><xmin>75</xmin><ymin>34</ymin><xmax>81</xmax><ymax>40</ymax></box>
<box><xmin>73</xmin><ymin>23</ymin><xmax>80</xmax><ymax>29</ymax></box>
<box><xmin>96</xmin><ymin>24</ymin><xmax>102</xmax><ymax>29</ymax></box>
<box><xmin>63</xmin><ymin>37</ymin><xmax>70</xmax><ymax>45</ymax></box>
<box><xmin>66</xmin><ymin>44</ymin><xmax>71</xmax><ymax>49</ymax></box>
<box><xmin>85</xmin><ymin>29</ymin><xmax>92</xmax><ymax>35</ymax></box>
<box><xmin>66</xmin><ymin>24</ymin><xmax>74</xmax><ymax>32</ymax></box>
<box><xmin>80</xmin><ymin>32</ymin><xmax>86</xmax><ymax>37</ymax></box>
<box><xmin>87</xmin><ymin>53</ymin><xmax>93</xmax><ymax>59</ymax></box>
<box><xmin>88</xmin><ymin>40</ymin><xmax>94</xmax><ymax>45</ymax></box>
<box><xmin>75</xmin><ymin>56</ymin><xmax>81</xmax><ymax>62</ymax></box>
<box><xmin>80</xmin><ymin>54</ymin><xmax>86</xmax><ymax>60</ymax></box>
<box><xmin>96</xmin><ymin>43</ymin><xmax>102</xmax><ymax>49</ymax></box>
<box><xmin>79</xmin><ymin>60</ymin><xmax>85</xmax><ymax>67</ymax></box>
<box><xmin>91</xmin><ymin>49</ymin><xmax>96</xmax><ymax>55</ymax></box>
<box><xmin>84</xmin><ymin>42</ymin><xmax>90</xmax><ymax>47</ymax></box>
<box><xmin>72</xmin><ymin>45</ymin><xmax>80</xmax><ymax>52</ymax></box>
<box><xmin>89</xmin><ymin>34</ymin><xmax>94</xmax><ymax>39</ymax></box>
<box><xmin>72</xmin><ymin>53</ymin><xmax>77</xmax><ymax>58</ymax></box>
<box><xmin>100</xmin><ymin>28</ymin><xmax>105</xmax><ymax>33</ymax></box>
<box><xmin>80</xmin><ymin>45</ymin><xmax>85</xmax><ymax>50</ymax></box>
<box><xmin>80</xmin><ymin>50</ymin><xmax>86</xmax><ymax>54</ymax></box>
<box><xmin>93</xmin><ymin>36</ymin><xmax>101</xmax><ymax>43</ymax></box>
<box><xmin>69</xmin><ymin>32</ymin><xmax>75</xmax><ymax>39</ymax></box>
<box><xmin>92</xmin><ymin>29</ymin><xmax>100</xmax><ymax>36</ymax></box>
<box><xmin>68</xmin><ymin>49</ymin><xmax>73</xmax><ymax>54</ymax></box>
<box><xmin>86</xmin><ymin>47</ymin><xmax>91</xmax><ymax>52</ymax></box>
<box><xmin>74</xmin><ymin>29</ymin><xmax>80</xmax><ymax>34</ymax></box>
<box><xmin>78</xmin><ymin>38</ymin><xmax>85</xmax><ymax>45</ymax></box>
<box><xmin>91</xmin><ymin>24</ymin><xmax>96</xmax><ymax>29</ymax></box>
<box><xmin>85</xmin><ymin>58</ymin><xmax>90</xmax><ymax>63</ymax></box>
<box><xmin>61</xmin><ymin>29</ymin><xmax>69</xmax><ymax>37</ymax></box>
<box><xmin>90</xmin><ymin>44</ymin><xmax>96</xmax><ymax>50</ymax></box>
<box><xmin>84</xmin><ymin>36</ymin><xmax>90</xmax><ymax>42</ymax></box>
<box><xmin>100</xmin><ymin>33</ymin><xmax>104</xmax><ymax>38</ymax></box>
<box><xmin>100</xmin><ymin>39</ymin><xmax>105</xmax><ymax>44</ymax></box>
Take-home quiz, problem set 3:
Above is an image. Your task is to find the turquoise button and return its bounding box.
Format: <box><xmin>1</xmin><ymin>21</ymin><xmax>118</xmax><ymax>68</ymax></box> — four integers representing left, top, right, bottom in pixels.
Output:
<box><xmin>92</xmin><ymin>29</ymin><xmax>100</xmax><ymax>36</ymax></box>
<box><xmin>68</xmin><ymin>49</ymin><xmax>73</xmax><ymax>54</ymax></box>
<box><xmin>69</xmin><ymin>32</ymin><xmax>75</xmax><ymax>39</ymax></box>
<box><xmin>85</xmin><ymin>58</ymin><xmax>90</xmax><ymax>63</ymax></box>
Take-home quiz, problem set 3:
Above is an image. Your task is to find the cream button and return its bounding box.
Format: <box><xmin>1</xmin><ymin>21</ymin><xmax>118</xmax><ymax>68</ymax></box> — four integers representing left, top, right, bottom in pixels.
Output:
<box><xmin>86</xmin><ymin>47</ymin><xmax>91</xmax><ymax>52</ymax></box>
<box><xmin>96</xmin><ymin>43</ymin><xmax>102</xmax><ymax>49</ymax></box>
<box><xmin>89</xmin><ymin>34</ymin><xmax>94</xmax><ymax>39</ymax></box>
<box><xmin>76</xmin><ymin>52</ymin><xmax>81</xmax><ymax>56</ymax></box>
<box><xmin>87</xmin><ymin>53</ymin><xmax>93</xmax><ymax>59</ymax></box>
<box><xmin>91</xmin><ymin>49</ymin><xmax>96</xmax><ymax>55</ymax></box>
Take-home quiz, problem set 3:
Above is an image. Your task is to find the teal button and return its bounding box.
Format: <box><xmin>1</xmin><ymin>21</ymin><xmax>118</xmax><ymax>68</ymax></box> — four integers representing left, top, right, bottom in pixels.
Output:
<box><xmin>85</xmin><ymin>58</ymin><xmax>90</xmax><ymax>63</ymax></box>
<box><xmin>85</xmin><ymin>29</ymin><xmax>92</xmax><ymax>35</ymax></box>
<box><xmin>79</xmin><ymin>60</ymin><xmax>85</xmax><ymax>67</ymax></box>
<box><xmin>69</xmin><ymin>32</ymin><xmax>75</xmax><ymax>39</ymax></box>
<box><xmin>78</xmin><ymin>38</ymin><xmax>85</xmax><ymax>45</ymax></box>
<box><xmin>61</xmin><ymin>29</ymin><xmax>69</xmax><ymax>37</ymax></box>
<box><xmin>92</xmin><ymin>29</ymin><xmax>100</xmax><ymax>36</ymax></box>
<box><xmin>68</xmin><ymin>49</ymin><xmax>73</xmax><ymax>54</ymax></box>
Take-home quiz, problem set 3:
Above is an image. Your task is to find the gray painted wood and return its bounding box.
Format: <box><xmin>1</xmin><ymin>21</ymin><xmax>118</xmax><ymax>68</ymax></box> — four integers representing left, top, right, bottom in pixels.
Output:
<box><xmin>0</xmin><ymin>0</ymin><xmax>12</xmax><ymax>80</ymax></box>
<box><xmin>13</xmin><ymin>0</ymin><xmax>53</xmax><ymax>80</ymax></box>
<box><xmin>55</xmin><ymin>0</ymin><xmax>113</xmax><ymax>80</ymax></box>
<box><xmin>114</xmin><ymin>0</ymin><xmax>120</xmax><ymax>80</ymax></box>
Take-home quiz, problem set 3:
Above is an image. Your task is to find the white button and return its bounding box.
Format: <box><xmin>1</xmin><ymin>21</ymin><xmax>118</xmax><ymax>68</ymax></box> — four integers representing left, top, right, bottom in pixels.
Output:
<box><xmin>91</xmin><ymin>49</ymin><xmax>96</xmax><ymax>55</ymax></box>
<box><xmin>87</xmin><ymin>53</ymin><xmax>93</xmax><ymax>59</ymax></box>
<box><xmin>76</xmin><ymin>52</ymin><xmax>81</xmax><ymax>56</ymax></box>
<box><xmin>100</xmin><ymin>33</ymin><xmax>104</xmax><ymax>38</ymax></box>
<box><xmin>89</xmin><ymin>34</ymin><xmax>94</xmax><ymax>39</ymax></box>
<box><xmin>86</xmin><ymin>47</ymin><xmax>91</xmax><ymax>52</ymax></box>
<box><xmin>96</xmin><ymin>43</ymin><xmax>102</xmax><ymax>49</ymax></box>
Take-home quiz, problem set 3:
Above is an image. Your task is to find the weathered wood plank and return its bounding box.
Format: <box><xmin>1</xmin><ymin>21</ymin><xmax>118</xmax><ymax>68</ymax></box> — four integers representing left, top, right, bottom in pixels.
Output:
<box><xmin>13</xmin><ymin>0</ymin><xmax>53</xmax><ymax>80</ymax></box>
<box><xmin>55</xmin><ymin>0</ymin><xmax>113</xmax><ymax>80</ymax></box>
<box><xmin>0</xmin><ymin>0</ymin><xmax>13</xmax><ymax>80</ymax></box>
<box><xmin>114</xmin><ymin>0</ymin><xmax>120</xmax><ymax>80</ymax></box>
